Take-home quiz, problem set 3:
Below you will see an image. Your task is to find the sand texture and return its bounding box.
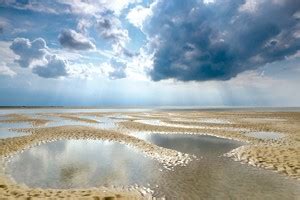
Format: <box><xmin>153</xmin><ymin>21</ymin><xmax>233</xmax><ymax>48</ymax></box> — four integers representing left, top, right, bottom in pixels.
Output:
<box><xmin>1</xmin><ymin>114</ymin><xmax>50</xmax><ymax>127</ymax></box>
<box><xmin>120</xmin><ymin>111</ymin><xmax>300</xmax><ymax>179</ymax></box>
<box><xmin>1</xmin><ymin>109</ymin><xmax>300</xmax><ymax>199</ymax></box>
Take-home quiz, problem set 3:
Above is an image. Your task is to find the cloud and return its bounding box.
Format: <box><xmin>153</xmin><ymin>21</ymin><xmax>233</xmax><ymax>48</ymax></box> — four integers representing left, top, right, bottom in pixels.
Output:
<box><xmin>59</xmin><ymin>0</ymin><xmax>140</xmax><ymax>16</ymax></box>
<box><xmin>102</xmin><ymin>0</ymin><xmax>141</xmax><ymax>16</ymax></box>
<box><xmin>58</xmin><ymin>29</ymin><xmax>96</xmax><ymax>50</ymax></box>
<box><xmin>67</xmin><ymin>63</ymin><xmax>102</xmax><ymax>79</ymax></box>
<box><xmin>32</xmin><ymin>55</ymin><xmax>68</xmax><ymax>78</ymax></box>
<box><xmin>1</xmin><ymin>0</ymin><xmax>141</xmax><ymax>16</ymax></box>
<box><xmin>10</xmin><ymin>37</ymin><xmax>48</xmax><ymax>68</ymax></box>
<box><xmin>145</xmin><ymin>0</ymin><xmax>300</xmax><ymax>81</ymax></box>
<box><xmin>108</xmin><ymin>59</ymin><xmax>126</xmax><ymax>80</ymax></box>
<box><xmin>76</xmin><ymin>18</ymin><xmax>92</xmax><ymax>34</ymax></box>
<box><xmin>125</xmin><ymin>47</ymin><xmax>154</xmax><ymax>81</ymax></box>
<box><xmin>96</xmin><ymin>16</ymin><xmax>131</xmax><ymax>56</ymax></box>
<box><xmin>126</xmin><ymin>5</ymin><xmax>153</xmax><ymax>29</ymax></box>
<box><xmin>0</xmin><ymin>41</ymin><xmax>16</xmax><ymax>64</ymax></box>
<box><xmin>0</xmin><ymin>0</ymin><xmax>61</xmax><ymax>14</ymax></box>
<box><xmin>0</xmin><ymin>62</ymin><xmax>16</xmax><ymax>77</ymax></box>
<box><xmin>9</xmin><ymin>37</ymin><xmax>69</xmax><ymax>78</ymax></box>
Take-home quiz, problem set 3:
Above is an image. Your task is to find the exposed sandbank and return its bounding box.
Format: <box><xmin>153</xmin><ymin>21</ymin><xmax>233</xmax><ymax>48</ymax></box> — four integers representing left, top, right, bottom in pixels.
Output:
<box><xmin>120</xmin><ymin>111</ymin><xmax>300</xmax><ymax>180</ymax></box>
<box><xmin>1</xmin><ymin>114</ymin><xmax>50</xmax><ymax>127</ymax></box>
<box><xmin>1</xmin><ymin>110</ymin><xmax>299</xmax><ymax>199</ymax></box>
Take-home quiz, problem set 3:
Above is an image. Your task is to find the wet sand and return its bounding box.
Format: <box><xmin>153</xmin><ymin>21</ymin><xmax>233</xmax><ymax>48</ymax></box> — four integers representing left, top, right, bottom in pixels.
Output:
<box><xmin>0</xmin><ymin>114</ymin><xmax>50</xmax><ymax>127</ymax></box>
<box><xmin>120</xmin><ymin>111</ymin><xmax>300</xmax><ymax>180</ymax></box>
<box><xmin>0</xmin><ymin>110</ymin><xmax>300</xmax><ymax>199</ymax></box>
<box><xmin>41</xmin><ymin>113</ymin><xmax>100</xmax><ymax>124</ymax></box>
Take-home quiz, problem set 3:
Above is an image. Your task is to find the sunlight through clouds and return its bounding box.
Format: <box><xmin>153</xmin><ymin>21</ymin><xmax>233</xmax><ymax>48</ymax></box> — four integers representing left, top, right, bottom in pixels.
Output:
<box><xmin>0</xmin><ymin>0</ymin><xmax>299</xmax><ymax>106</ymax></box>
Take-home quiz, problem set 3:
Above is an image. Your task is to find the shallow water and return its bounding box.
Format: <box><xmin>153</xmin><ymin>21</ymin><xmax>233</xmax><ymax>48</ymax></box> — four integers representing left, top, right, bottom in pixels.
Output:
<box><xmin>5</xmin><ymin>135</ymin><xmax>300</xmax><ymax>199</ymax></box>
<box><xmin>197</xmin><ymin>118</ymin><xmax>231</xmax><ymax>124</ymax></box>
<box><xmin>0</xmin><ymin>128</ymin><xmax>29</xmax><ymax>139</ymax></box>
<box><xmin>243</xmin><ymin>118</ymin><xmax>287</xmax><ymax>123</ymax></box>
<box><xmin>244</xmin><ymin>131</ymin><xmax>285</xmax><ymax>140</ymax></box>
<box><xmin>133</xmin><ymin>133</ymin><xmax>243</xmax><ymax>156</ymax></box>
<box><xmin>135</xmin><ymin>119</ymin><xmax>161</xmax><ymax>126</ymax></box>
<box><xmin>5</xmin><ymin>140</ymin><xmax>160</xmax><ymax>189</ymax></box>
<box><xmin>0</xmin><ymin>122</ymin><xmax>32</xmax><ymax>129</ymax></box>
<box><xmin>134</xmin><ymin>119</ymin><xmax>249</xmax><ymax>133</ymax></box>
<box><xmin>131</xmin><ymin>133</ymin><xmax>300</xmax><ymax>199</ymax></box>
<box><xmin>0</xmin><ymin>108</ymin><xmax>151</xmax><ymax>115</ymax></box>
<box><xmin>39</xmin><ymin>115</ymin><xmax>123</xmax><ymax>130</ymax></box>
<box><xmin>0</xmin><ymin>122</ymin><xmax>32</xmax><ymax>139</ymax></box>
<box><xmin>82</xmin><ymin>116</ymin><xmax>125</xmax><ymax>129</ymax></box>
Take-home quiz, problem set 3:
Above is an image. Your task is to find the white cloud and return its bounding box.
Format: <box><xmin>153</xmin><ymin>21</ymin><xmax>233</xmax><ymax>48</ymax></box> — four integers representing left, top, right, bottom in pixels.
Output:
<box><xmin>96</xmin><ymin>16</ymin><xmax>131</xmax><ymax>56</ymax></box>
<box><xmin>203</xmin><ymin>0</ymin><xmax>215</xmax><ymax>4</ymax></box>
<box><xmin>0</xmin><ymin>0</ymin><xmax>60</xmax><ymax>14</ymax></box>
<box><xmin>2</xmin><ymin>0</ymin><xmax>141</xmax><ymax>16</ymax></box>
<box><xmin>11</xmin><ymin>28</ymin><xmax>28</xmax><ymax>34</ymax></box>
<box><xmin>77</xmin><ymin>18</ymin><xmax>93</xmax><ymax>34</ymax></box>
<box><xmin>104</xmin><ymin>0</ymin><xmax>141</xmax><ymax>16</ymax></box>
<box><xmin>126</xmin><ymin>0</ymin><xmax>158</xmax><ymax>31</ymax></box>
<box><xmin>9</xmin><ymin>37</ymin><xmax>70</xmax><ymax>78</ymax></box>
<box><xmin>127</xmin><ymin>5</ymin><xmax>152</xmax><ymax>29</ymax></box>
<box><xmin>67</xmin><ymin>63</ymin><xmax>103</xmax><ymax>80</ymax></box>
<box><xmin>51</xmin><ymin>49</ymin><xmax>85</xmax><ymax>62</ymax></box>
<box><xmin>32</xmin><ymin>55</ymin><xmax>69</xmax><ymax>78</ymax></box>
<box><xmin>59</xmin><ymin>0</ymin><xmax>140</xmax><ymax>16</ymax></box>
<box><xmin>0</xmin><ymin>62</ymin><xmax>16</xmax><ymax>77</ymax></box>
<box><xmin>126</xmin><ymin>47</ymin><xmax>154</xmax><ymax>81</ymax></box>
<box><xmin>59</xmin><ymin>0</ymin><xmax>101</xmax><ymax>16</ymax></box>
<box><xmin>10</xmin><ymin>37</ymin><xmax>48</xmax><ymax>68</ymax></box>
<box><xmin>239</xmin><ymin>0</ymin><xmax>260</xmax><ymax>13</ymax></box>
<box><xmin>0</xmin><ymin>41</ymin><xmax>16</xmax><ymax>64</ymax></box>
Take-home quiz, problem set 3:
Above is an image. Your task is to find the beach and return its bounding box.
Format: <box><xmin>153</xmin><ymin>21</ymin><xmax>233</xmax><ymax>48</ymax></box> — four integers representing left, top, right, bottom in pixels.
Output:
<box><xmin>0</xmin><ymin>109</ymin><xmax>299</xmax><ymax>199</ymax></box>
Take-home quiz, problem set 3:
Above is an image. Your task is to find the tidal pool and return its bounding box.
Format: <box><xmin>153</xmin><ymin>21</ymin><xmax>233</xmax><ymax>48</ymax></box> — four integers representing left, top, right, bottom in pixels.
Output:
<box><xmin>133</xmin><ymin>133</ymin><xmax>243</xmax><ymax>156</ymax></box>
<box><xmin>130</xmin><ymin>133</ymin><xmax>300</xmax><ymax>199</ymax></box>
<box><xmin>5</xmin><ymin>139</ymin><xmax>159</xmax><ymax>189</ymax></box>
<box><xmin>5</xmin><ymin>135</ymin><xmax>300</xmax><ymax>199</ymax></box>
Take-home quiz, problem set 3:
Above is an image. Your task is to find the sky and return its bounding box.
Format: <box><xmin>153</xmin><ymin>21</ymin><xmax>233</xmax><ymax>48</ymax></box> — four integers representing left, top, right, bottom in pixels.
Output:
<box><xmin>0</xmin><ymin>0</ymin><xmax>299</xmax><ymax>106</ymax></box>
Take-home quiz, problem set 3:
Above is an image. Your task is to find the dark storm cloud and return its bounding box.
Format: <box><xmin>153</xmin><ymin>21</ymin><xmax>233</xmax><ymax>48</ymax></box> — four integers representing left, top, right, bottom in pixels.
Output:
<box><xmin>58</xmin><ymin>29</ymin><xmax>96</xmax><ymax>51</ymax></box>
<box><xmin>10</xmin><ymin>37</ymin><xmax>48</xmax><ymax>68</ymax></box>
<box><xmin>32</xmin><ymin>55</ymin><xmax>68</xmax><ymax>78</ymax></box>
<box><xmin>146</xmin><ymin>0</ymin><xmax>300</xmax><ymax>81</ymax></box>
